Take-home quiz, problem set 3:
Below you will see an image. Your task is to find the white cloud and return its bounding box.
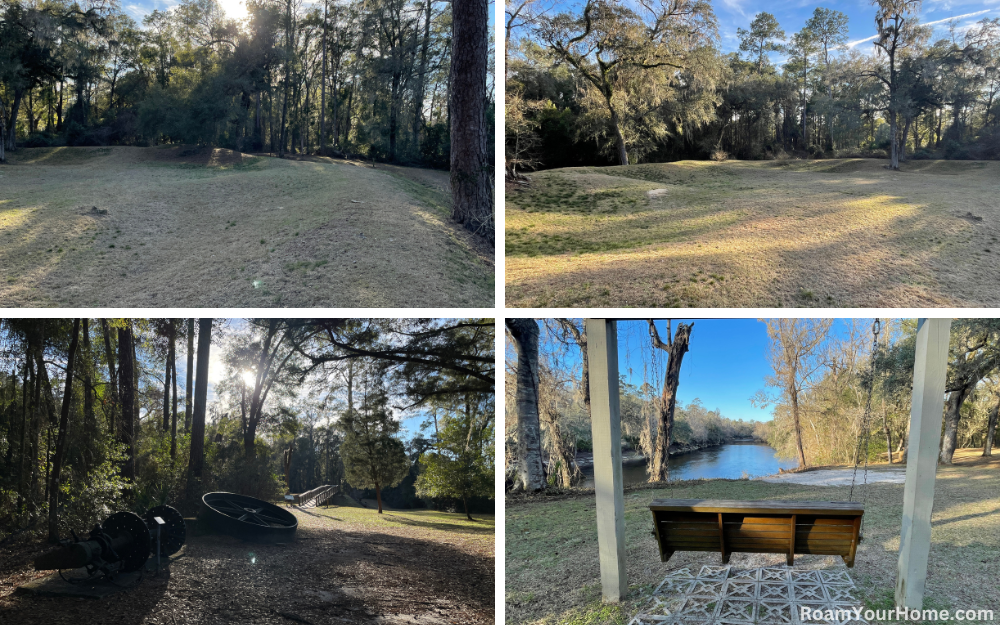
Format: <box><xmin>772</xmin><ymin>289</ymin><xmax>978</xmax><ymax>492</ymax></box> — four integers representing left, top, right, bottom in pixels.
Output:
<box><xmin>847</xmin><ymin>8</ymin><xmax>998</xmax><ymax>49</ymax></box>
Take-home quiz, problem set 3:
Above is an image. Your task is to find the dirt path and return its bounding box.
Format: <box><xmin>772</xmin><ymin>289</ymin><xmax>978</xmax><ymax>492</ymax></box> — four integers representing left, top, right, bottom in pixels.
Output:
<box><xmin>506</xmin><ymin>158</ymin><xmax>1000</xmax><ymax>307</ymax></box>
<box><xmin>0</xmin><ymin>507</ymin><xmax>495</xmax><ymax>624</ymax></box>
<box><xmin>0</xmin><ymin>146</ymin><xmax>492</xmax><ymax>307</ymax></box>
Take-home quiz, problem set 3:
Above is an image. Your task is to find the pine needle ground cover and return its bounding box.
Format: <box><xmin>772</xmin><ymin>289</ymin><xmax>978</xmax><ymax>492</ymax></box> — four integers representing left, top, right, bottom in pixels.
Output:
<box><xmin>505</xmin><ymin>159</ymin><xmax>1000</xmax><ymax>308</ymax></box>
<box><xmin>0</xmin><ymin>505</ymin><xmax>495</xmax><ymax>624</ymax></box>
<box><xmin>0</xmin><ymin>146</ymin><xmax>492</xmax><ymax>307</ymax></box>
<box><xmin>505</xmin><ymin>450</ymin><xmax>999</xmax><ymax>625</ymax></box>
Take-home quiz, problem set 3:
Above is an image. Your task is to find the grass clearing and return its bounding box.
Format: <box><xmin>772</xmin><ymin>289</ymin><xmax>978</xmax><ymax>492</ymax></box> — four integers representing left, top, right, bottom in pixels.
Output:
<box><xmin>505</xmin><ymin>450</ymin><xmax>1000</xmax><ymax>625</ymax></box>
<box><xmin>505</xmin><ymin>159</ymin><xmax>1000</xmax><ymax>307</ymax></box>
<box><xmin>0</xmin><ymin>146</ymin><xmax>492</xmax><ymax>307</ymax></box>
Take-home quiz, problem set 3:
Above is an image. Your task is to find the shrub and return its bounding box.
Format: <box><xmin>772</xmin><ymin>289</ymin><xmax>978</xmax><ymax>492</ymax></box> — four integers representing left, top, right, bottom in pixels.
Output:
<box><xmin>22</xmin><ymin>132</ymin><xmax>60</xmax><ymax>148</ymax></box>
<box><xmin>710</xmin><ymin>149</ymin><xmax>729</xmax><ymax>162</ymax></box>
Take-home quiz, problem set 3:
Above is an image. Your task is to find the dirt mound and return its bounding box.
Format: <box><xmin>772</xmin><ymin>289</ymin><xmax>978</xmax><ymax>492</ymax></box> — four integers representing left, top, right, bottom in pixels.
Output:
<box><xmin>147</xmin><ymin>144</ymin><xmax>254</xmax><ymax>166</ymax></box>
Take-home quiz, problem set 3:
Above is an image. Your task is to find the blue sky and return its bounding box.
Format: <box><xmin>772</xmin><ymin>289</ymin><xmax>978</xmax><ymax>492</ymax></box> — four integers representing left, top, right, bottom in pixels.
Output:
<box><xmin>523</xmin><ymin>0</ymin><xmax>998</xmax><ymax>59</ymax></box>
<box><xmin>123</xmin><ymin>0</ymin><xmax>497</xmax><ymax>30</ymax></box>
<box><xmin>165</xmin><ymin>319</ymin><xmax>427</xmax><ymax>440</ymax></box>
<box><xmin>540</xmin><ymin>318</ymin><xmax>888</xmax><ymax>423</ymax></box>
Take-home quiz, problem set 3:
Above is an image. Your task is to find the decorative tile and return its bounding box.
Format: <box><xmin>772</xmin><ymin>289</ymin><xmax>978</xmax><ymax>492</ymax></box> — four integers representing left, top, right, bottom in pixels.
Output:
<box><xmin>698</xmin><ymin>566</ymin><xmax>731</xmax><ymax>581</ymax></box>
<box><xmin>631</xmin><ymin>565</ymin><xmax>866</xmax><ymax>625</ymax></box>
<box><xmin>818</xmin><ymin>570</ymin><xmax>853</xmax><ymax>586</ymax></box>
<box><xmin>656</xmin><ymin>577</ymin><xmax>696</xmax><ymax>595</ymax></box>
<box><xmin>823</xmin><ymin>585</ymin><xmax>857</xmax><ymax>604</ymax></box>
<box><xmin>790</xmin><ymin>570</ymin><xmax>821</xmax><ymax>583</ymax></box>
<box><xmin>790</xmin><ymin>584</ymin><xmax>825</xmax><ymax>602</ymax></box>
<box><xmin>729</xmin><ymin>568</ymin><xmax>760</xmax><ymax>582</ymax></box>
<box><xmin>646</xmin><ymin>594</ymin><xmax>687</xmax><ymax>617</ymax></box>
<box><xmin>676</xmin><ymin>596</ymin><xmax>720</xmax><ymax>620</ymax></box>
<box><xmin>666</xmin><ymin>567</ymin><xmax>698</xmax><ymax>579</ymax></box>
<box><xmin>689</xmin><ymin>580</ymin><xmax>726</xmax><ymax>598</ymax></box>
<box><xmin>759</xmin><ymin>583</ymin><xmax>791</xmax><ymax>600</ymax></box>
<box><xmin>724</xmin><ymin>580</ymin><xmax>757</xmax><ymax>600</ymax></box>
<box><xmin>758</xmin><ymin>601</ymin><xmax>795</xmax><ymax>624</ymax></box>
<box><xmin>761</xmin><ymin>568</ymin><xmax>791</xmax><ymax>582</ymax></box>
<box><xmin>717</xmin><ymin>598</ymin><xmax>755</xmax><ymax>622</ymax></box>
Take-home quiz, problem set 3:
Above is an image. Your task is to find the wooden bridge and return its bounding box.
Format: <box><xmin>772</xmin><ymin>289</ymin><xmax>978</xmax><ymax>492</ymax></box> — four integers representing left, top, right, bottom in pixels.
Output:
<box><xmin>286</xmin><ymin>485</ymin><xmax>339</xmax><ymax>508</ymax></box>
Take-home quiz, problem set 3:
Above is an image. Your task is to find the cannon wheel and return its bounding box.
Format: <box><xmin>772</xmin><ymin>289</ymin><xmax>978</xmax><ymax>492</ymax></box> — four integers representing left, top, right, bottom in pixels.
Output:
<box><xmin>201</xmin><ymin>492</ymin><xmax>297</xmax><ymax>540</ymax></box>
<box><xmin>144</xmin><ymin>505</ymin><xmax>187</xmax><ymax>556</ymax></box>
<box><xmin>103</xmin><ymin>511</ymin><xmax>151</xmax><ymax>573</ymax></box>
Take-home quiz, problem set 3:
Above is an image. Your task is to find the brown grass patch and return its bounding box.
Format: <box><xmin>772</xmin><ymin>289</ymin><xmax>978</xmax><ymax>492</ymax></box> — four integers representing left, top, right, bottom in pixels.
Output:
<box><xmin>505</xmin><ymin>159</ymin><xmax>1000</xmax><ymax>308</ymax></box>
<box><xmin>0</xmin><ymin>147</ymin><xmax>492</xmax><ymax>307</ymax></box>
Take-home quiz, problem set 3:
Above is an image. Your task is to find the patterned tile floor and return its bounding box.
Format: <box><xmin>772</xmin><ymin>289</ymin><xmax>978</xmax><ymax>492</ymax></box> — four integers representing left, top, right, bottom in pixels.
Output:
<box><xmin>629</xmin><ymin>565</ymin><xmax>868</xmax><ymax>625</ymax></box>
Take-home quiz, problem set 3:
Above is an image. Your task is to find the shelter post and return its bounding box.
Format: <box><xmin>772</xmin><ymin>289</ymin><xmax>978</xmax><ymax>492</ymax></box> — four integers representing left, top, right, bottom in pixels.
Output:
<box><xmin>586</xmin><ymin>319</ymin><xmax>627</xmax><ymax>602</ymax></box>
<box><xmin>896</xmin><ymin>318</ymin><xmax>951</xmax><ymax>610</ymax></box>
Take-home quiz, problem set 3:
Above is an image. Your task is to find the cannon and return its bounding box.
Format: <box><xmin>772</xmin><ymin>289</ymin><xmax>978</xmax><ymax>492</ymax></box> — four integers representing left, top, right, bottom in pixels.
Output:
<box><xmin>34</xmin><ymin>505</ymin><xmax>186</xmax><ymax>580</ymax></box>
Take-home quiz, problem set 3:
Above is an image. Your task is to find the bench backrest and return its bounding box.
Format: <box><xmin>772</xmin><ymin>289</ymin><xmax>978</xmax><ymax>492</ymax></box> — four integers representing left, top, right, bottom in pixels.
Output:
<box><xmin>649</xmin><ymin>499</ymin><xmax>864</xmax><ymax>567</ymax></box>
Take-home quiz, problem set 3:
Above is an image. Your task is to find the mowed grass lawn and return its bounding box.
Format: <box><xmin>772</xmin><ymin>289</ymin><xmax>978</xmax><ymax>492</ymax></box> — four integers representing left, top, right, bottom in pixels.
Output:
<box><xmin>505</xmin><ymin>450</ymin><xmax>1000</xmax><ymax>625</ymax></box>
<box><xmin>506</xmin><ymin>159</ymin><xmax>1000</xmax><ymax>308</ymax></box>
<box><xmin>0</xmin><ymin>146</ymin><xmax>492</xmax><ymax>307</ymax></box>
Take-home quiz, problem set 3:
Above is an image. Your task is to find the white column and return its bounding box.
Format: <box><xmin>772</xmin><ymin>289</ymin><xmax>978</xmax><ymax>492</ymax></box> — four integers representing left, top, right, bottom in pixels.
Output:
<box><xmin>896</xmin><ymin>318</ymin><xmax>951</xmax><ymax>610</ymax></box>
<box><xmin>586</xmin><ymin>319</ymin><xmax>627</xmax><ymax>603</ymax></box>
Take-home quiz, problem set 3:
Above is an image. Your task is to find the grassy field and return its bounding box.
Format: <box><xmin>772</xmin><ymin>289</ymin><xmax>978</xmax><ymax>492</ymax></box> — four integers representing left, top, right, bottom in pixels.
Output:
<box><xmin>505</xmin><ymin>449</ymin><xmax>999</xmax><ymax>625</ymax></box>
<box><xmin>505</xmin><ymin>159</ymin><xmax>1000</xmax><ymax>308</ymax></box>
<box><xmin>1</xmin><ymin>503</ymin><xmax>495</xmax><ymax>624</ymax></box>
<box><xmin>0</xmin><ymin>145</ymin><xmax>493</xmax><ymax>307</ymax></box>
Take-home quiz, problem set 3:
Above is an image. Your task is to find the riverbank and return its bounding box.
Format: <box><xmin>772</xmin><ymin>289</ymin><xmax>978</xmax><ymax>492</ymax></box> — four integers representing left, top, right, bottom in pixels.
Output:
<box><xmin>505</xmin><ymin>448</ymin><xmax>999</xmax><ymax>625</ymax></box>
<box><xmin>573</xmin><ymin>438</ymin><xmax>760</xmax><ymax>469</ymax></box>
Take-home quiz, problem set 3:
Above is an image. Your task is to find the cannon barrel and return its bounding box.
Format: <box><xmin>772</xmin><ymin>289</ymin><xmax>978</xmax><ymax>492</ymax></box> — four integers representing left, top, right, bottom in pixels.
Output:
<box><xmin>34</xmin><ymin>538</ymin><xmax>112</xmax><ymax>570</ymax></box>
<box><xmin>33</xmin><ymin>507</ymin><xmax>185</xmax><ymax>575</ymax></box>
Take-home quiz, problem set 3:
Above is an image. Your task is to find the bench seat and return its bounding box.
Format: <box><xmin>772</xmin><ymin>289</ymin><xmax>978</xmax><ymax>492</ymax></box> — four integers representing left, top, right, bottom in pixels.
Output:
<box><xmin>649</xmin><ymin>499</ymin><xmax>864</xmax><ymax>567</ymax></box>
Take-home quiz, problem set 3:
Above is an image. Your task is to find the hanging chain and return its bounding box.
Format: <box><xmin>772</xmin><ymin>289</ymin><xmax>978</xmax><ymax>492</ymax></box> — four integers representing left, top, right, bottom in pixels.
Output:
<box><xmin>849</xmin><ymin>319</ymin><xmax>881</xmax><ymax>539</ymax></box>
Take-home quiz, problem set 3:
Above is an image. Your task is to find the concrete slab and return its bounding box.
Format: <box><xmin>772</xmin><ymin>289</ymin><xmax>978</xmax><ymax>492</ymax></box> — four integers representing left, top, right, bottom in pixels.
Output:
<box><xmin>15</xmin><ymin>569</ymin><xmax>146</xmax><ymax>599</ymax></box>
<box><xmin>629</xmin><ymin>564</ymin><xmax>866</xmax><ymax>625</ymax></box>
<box><xmin>761</xmin><ymin>468</ymin><xmax>906</xmax><ymax>486</ymax></box>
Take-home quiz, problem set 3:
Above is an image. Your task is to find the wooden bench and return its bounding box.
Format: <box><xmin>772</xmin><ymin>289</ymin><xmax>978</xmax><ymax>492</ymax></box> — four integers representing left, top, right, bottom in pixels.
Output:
<box><xmin>649</xmin><ymin>499</ymin><xmax>864</xmax><ymax>567</ymax></box>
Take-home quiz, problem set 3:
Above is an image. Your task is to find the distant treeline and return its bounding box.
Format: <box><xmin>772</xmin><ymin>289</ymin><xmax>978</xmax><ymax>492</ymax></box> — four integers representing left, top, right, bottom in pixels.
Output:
<box><xmin>0</xmin><ymin>0</ymin><xmax>494</xmax><ymax>169</ymax></box>
<box><xmin>754</xmin><ymin>319</ymin><xmax>999</xmax><ymax>468</ymax></box>
<box><xmin>505</xmin><ymin>0</ymin><xmax>1000</xmax><ymax>171</ymax></box>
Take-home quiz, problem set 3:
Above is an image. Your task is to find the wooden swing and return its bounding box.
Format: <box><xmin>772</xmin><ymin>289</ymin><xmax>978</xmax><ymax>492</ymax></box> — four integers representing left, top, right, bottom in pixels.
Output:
<box><xmin>648</xmin><ymin>320</ymin><xmax>882</xmax><ymax>569</ymax></box>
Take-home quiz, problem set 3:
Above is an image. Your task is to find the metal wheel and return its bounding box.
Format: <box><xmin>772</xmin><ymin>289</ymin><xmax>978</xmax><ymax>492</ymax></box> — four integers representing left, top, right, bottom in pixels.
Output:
<box><xmin>200</xmin><ymin>492</ymin><xmax>297</xmax><ymax>540</ymax></box>
<box><xmin>103</xmin><ymin>511</ymin><xmax>151</xmax><ymax>572</ymax></box>
<box><xmin>143</xmin><ymin>505</ymin><xmax>187</xmax><ymax>556</ymax></box>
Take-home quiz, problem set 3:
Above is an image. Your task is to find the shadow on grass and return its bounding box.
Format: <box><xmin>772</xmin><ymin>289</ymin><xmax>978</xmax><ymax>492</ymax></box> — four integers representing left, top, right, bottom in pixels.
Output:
<box><xmin>381</xmin><ymin>512</ymin><xmax>496</xmax><ymax>536</ymax></box>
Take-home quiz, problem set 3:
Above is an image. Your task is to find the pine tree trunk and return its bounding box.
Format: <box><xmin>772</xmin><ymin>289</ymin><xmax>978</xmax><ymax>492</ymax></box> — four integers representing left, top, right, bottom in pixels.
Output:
<box><xmin>82</xmin><ymin>319</ymin><xmax>96</xmax><ymax>470</ymax></box>
<box><xmin>162</xmin><ymin>340</ymin><xmax>171</xmax><ymax>432</ymax></box>
<box><xmin>412</xmin><ymin>0</ymin><xmax>432</xmax><ymax>150</ymax></box>
<box><xmin>185</xmin><ymin>319</ymin><xmax>194</xmax><ymax>433</ymax></box>
<box><xmin>375</xmin><ymin>481</ymin><xmax>383</xmax><ymax>514</ymax></box>
<box><xmin>48</xmin><ymin>319</ymin><xmax>80</xmax><ymax>542</ymax></box>
<box><xmin>118</xmin><ymin>324</ymin><xmax>136</xmax><ymax>484</ymax></box>
<box><xmin>189</xmin><ymin>319</ymin><xmax>212</xmax><ymax>483</ymax></box>
<box><xmin>170</xmin><ymin>320</ymin><xmax>178</xmax><ymax>461</ymax></box>
<box><xmin>100</xmin><ymin>319</ymin><xmax>119</xmax><ymax>436</ymax></box>
<box><xmin>449</xmin><ymin>0</ymin><xmax>492</xmax><ymax>240</ymax></box>
<box><xmin>319</xmin><ymin>0</ymin><xmax>328</xmax><ymax>153</ymax></box>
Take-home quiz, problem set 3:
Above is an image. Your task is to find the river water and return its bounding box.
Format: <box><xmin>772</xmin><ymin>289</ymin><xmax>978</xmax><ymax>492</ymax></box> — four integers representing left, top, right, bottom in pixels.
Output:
<box><xmin>579</xmin><ymin>442</ymin><xmax>798</xmax><ymax>488</ymax></box>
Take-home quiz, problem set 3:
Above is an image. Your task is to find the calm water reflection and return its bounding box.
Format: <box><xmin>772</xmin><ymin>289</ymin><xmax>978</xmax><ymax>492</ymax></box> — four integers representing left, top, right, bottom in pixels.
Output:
<box><xmin>580</xmin><ymin>442</ymin><xmax>798</xmax><ymax>487</ymax></box>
